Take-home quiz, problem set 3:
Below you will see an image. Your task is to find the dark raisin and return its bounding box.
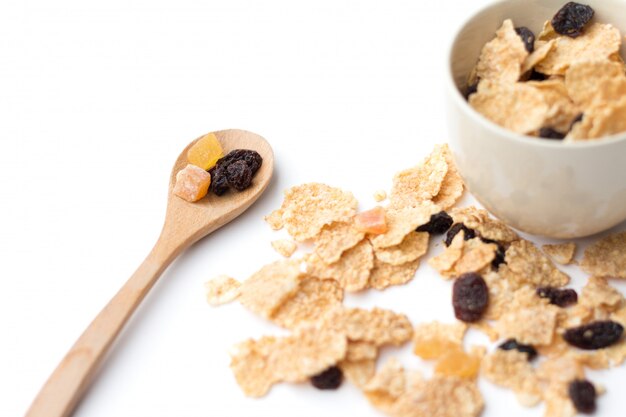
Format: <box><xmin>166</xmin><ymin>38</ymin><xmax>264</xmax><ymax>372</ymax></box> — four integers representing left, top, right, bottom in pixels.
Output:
<box><xmin>218</xmin><ymin>149</ymin><xmax>263</xmax><ymax>174</ymax></box>
<box><xmin>539</xmin><ymin>127</ymin><xmax>566</xmax><ymax>140</ymax></box>
<box><xmin>551</xmin><ymin>2</ymin><xmax>594</xmax><ymax>38</ymax></box>
<box><xmin>480</xmin><ymin>238</ymin><xmax>506</xmax><ymax>270</ymax></box>
<box><xmin>416</xmin><ymin>211</ymin><xmax>453</xmax><ymax>235</ymax></box>
<box><xmin>515</xmin><ymin>27</ymin><xmax>535</xmax><ymax>53</ymax></box>
<box><xmin>568</xmin><ymin>379</ymin><xmax>596</xmax><ymax>413</ymax></box>
<box><xmin>310</xmin><ymin>366</ymin><xmax>343</xmax><ymax>390</ymax></box>
<box><xmin>498</xmin><ymin>338</ymin><xmax>538</xmax><ymax>361</ymax></box>
<box><xmin>537</xmin><ymin>286</ymin><xmax>578</xmax><ymax>307</ymax></box>
<box><xmin>209</xmin><ymin>166</ymin><xmax>230</xmax><ymax>196</ymax></box>
<box><xmin>563</xmin><ymin>320</ymin><xmax>624</xmax><ymax>350</ymax></box>
<box><xmin>452</xmin><ymin>273</ymin><xmax>489</xmax><ymax>323</ymax></box>
<box><xmin>445</xmin><ymin>223</ymin><xmax>476</xmax><ymax>246</ymax></box>
<box><xmin>226</xmin><ymin>160</ymin><xmax>253</xmax><ymax>191</ymax></box>
<box><xmin>465</xmin><ymin>80</ymin><xmax>479</xmax><ymax>99</ymax></box>
<box><xmin>528</xmin><ymin>70</ymin><xmax>548</xmax><ymax>81</ymax></box>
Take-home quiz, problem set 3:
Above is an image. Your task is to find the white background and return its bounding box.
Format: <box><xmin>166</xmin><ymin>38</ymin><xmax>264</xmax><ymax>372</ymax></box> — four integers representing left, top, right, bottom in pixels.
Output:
<box><xmin>2</xmin><ymin>0</ymin><xmax>626</xmax><ymax>416</ymax></box>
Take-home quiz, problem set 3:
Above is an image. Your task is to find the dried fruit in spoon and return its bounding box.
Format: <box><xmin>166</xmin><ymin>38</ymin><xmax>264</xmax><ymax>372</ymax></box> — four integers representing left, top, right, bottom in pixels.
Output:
<box><xmin>209</xmin><ymin>149</ymin><xmax>263</xmax><ymax>196</ymax></box>
<box><xmin>187</xmin><ymin>132</ymin><xmax>223</xmax><ymax>170</ymax></box>
<box><xmin>173</xmin><ymin>164</ymin><xmax>211</xmax><ymax>202</ymax></box>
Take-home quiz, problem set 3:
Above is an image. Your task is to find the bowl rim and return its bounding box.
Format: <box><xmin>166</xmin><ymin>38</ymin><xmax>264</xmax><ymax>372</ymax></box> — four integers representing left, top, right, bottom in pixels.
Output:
<box><xmin>446</xmin><ymin>0</ymin><xmax>626</xmax><ymax>150</ymax></box>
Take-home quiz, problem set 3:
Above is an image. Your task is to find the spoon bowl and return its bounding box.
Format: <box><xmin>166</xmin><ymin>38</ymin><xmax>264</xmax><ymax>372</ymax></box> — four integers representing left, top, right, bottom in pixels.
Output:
<box><xmin>26</xmin><ymin>129</ymin><xmax>274</xmax><ymax>417</ymax></box>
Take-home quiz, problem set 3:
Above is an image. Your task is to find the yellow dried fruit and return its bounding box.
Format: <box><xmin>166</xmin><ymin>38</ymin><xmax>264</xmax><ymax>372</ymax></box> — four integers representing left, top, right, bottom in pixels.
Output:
<box><xmin>187</xmin><ymin>132</ymin><xmax>223</xmax><ymax>170</ymax></box>
<box><xmin>435</xmin><ymin>348</ymin><xmax>481</xmax><ymax>379</ymax></box>
<box><xmin>173</xmin><ymin>164</ymin><xmax>212</xmax><ymax>202</ymax></box>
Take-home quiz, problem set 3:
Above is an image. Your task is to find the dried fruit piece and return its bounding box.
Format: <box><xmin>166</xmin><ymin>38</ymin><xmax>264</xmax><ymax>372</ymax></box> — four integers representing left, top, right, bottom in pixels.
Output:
<box><xmin>515</xmin><ymin>27</ymin><xmax>535</xmax><ymax>53</ymax></box>
<box><xmin>580</xmin><ymin>231</ymin><xmax>626</xmax><ymax>279</ymax></box>
<box><xmin>445</xmin><ymin>223</ymin><xmax>476</xmax><ymax>246</ymax></box>
<box><xmin>563</xmin><ymin>320</ymin><xmax>624</xmax><ymax>350</ymax></box>
<box><xmin>435</xmin><ymin>348</ymin><xmax>482</xmax><ymax>379</ymax></box>
<box><xmin>173</xmin><ymin>164</ymin><xmax>212</xmax><ymax>202</ymax></box>
<box><xmin>187</xmin><ymin>132</ymin><xmax>223</xmax><ymax>170</ymax></box>
<box><xmin>568</xmin><ymin>379</ymin><xmax>597</xmax><ymax>413</ymax></box>
<box><xmin>271</xmin><ymin>239</ymin><xmax>297</xmax><ymax>258</ymax></box>
<box><xmin>452</xmin><ymin>273</ymin><xmax>489</xmax><ymax>323</ymax></box>
<box><xmin>475</xmin><ymin>19</ymin><xmax>529</xmax><ymax>84</ymax></box>
<box><xmin>209</xmin><ymin>149</ymin><xmax>262</xmax><ymax>195</ymax></box>
<box><xmin>551</xmin><ymin>2</ymin><xmax>594</xmax><ymax>38</ymax></box>
<box><xmin>314</xmin><ymin>221</ymin><xmax>364</xmax><ymax>264</ymax></box>
<box><xmin>416</xmin><ymin>211</ymin><xmax>453</xmax><ymax>235</ymax></box>
<box><xmin>354</xmin><ymin>206</ymin><xmax>387</xmax><ymax>235</ymax></box>
<box><xmin>204</xmin><ymin>275</ymin><xmax>241</xmax><ymax>306</ymax></box>
<box><xmin>542</xmin><ymin>242</ymin><xmax>577</xmax><ymax>265</ymax></box>
<box><xmin>225</xmin><ymin>160</ymin><xmax>253</xmax><ymax>191</ymax></box>
<box><xmin>537</xmin><ymin>286</ymin><xmax>578</xmax><ymax>307</ymax></box>
<box><xmin>498</xmin><ymin>339</ymin><xmax>538</xmax><ymax>361</ymax></box>
<box><xmin>310</xmin><ymin>366</ymin><xmax>343</xmax><ymax>390</ymax></box>
<box><xmin>413</xmin><ymin>321</ymin><xmax>467</xmax><ymax>360</ymax></box>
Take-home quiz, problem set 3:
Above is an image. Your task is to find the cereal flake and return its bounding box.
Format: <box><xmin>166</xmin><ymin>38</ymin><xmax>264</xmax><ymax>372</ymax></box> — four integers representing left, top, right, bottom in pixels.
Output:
<box><xmin>204</xmin><ymin>275</ymin><xmax>241</xmax><ymax>306</ymax></box>
<box><xmin>580</xmin><ymin>231</ymin><xmax>626</xmax><ymax>279</ymax></box>
<box><xmin>306</xmin><ymin>239</ymin><xmax>374</xmax><ymax>292</ymax></box>
<box><xmin>271</xmin><ymin>239</ymin><xmax>297</xmax><ymax>258</ymax></box>
<box><xmin>368</xmin><ymin>258</ymin><xmax>420</xmax><ymax>290</ymax></box>
<box><xmin>370</xmin><ymin>202</ymin><xmax>439</xmax><ymax>249</ymax></box>
<box><xmin>374</xmin><ymin>231</ymin><xmax>429</xmax><ymax>265</ymax></box>
<box><xmin>314</xmin><ymin>221</ymin><xmax>365</xmax><ymax>264</ymax></box>
<box><xmin>475</xmin><ymin>19</ymin><xmax>529</xmax><ymax>84</ymax></box>
<box><xmin>542</xmin><ymin>242</ymin><xmax>576</xmax><ymax>265</ymax></box>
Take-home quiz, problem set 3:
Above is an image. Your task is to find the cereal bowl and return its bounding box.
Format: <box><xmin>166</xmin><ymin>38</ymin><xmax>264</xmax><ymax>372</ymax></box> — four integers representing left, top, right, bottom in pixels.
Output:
<box><xmin>445</xmin><ymin>0</ymin><xmax>626</xmax><ymax>238</ymax></box>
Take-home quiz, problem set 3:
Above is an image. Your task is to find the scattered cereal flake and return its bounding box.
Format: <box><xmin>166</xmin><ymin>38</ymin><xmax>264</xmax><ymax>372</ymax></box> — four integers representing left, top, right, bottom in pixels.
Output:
<box><xmin>371</xmin><ymin>202</ymin><xmax>440</xmax><ymax>249</ymax></box>
<box><xmin>363</xmin><ymin>358</ymin><xmax>407</xmax><ymax>414</ymax></box>
<box><xmin>481</xmin><ymin>350</ymin><xmax>541</xmax><ymax>405</ymax></box>
<box><xmin>538</xmin><ymin>21</ymin><xmax>558</xmax><ymax>41</ymax></box>
<box><xmin>581</xmin><ymin>231</ymin><xmax>626</xmax><ymax>278</ymax></box>
<box><xmin>413</xmin><ymin>321</ymin><xmax>467</xmax><ymax>360</ymax></box>
<box><xmin>521</xmin><ymin>39</ymin><xmax>556</xmax><ymax>74</ymax></box>
<box><xmin>565</xmin><ymin>60</ymin><xmax>626</xmax><ymax>108</ymax></box>
<box><xmin>527</xmin><ymin>78</ymin><xmax>581</xmax><ymax>133</ymax></box>
<box><xmin>535</xmin><ymin>23</ymin><xmax>622</xmax><ymax>75</ymax></box>
<box><xmin>542</xmin><ymin>242</ymin><xmax>576</xmax><ymax>265</ymax></box>
<box><xmin>497</xmin><ymin>303</ymin><xmax>558</xmax><ymax>346</ymax></box>
<box><xmin>346</xmin><ymin>341</ymin><xmax>379</xmax><ymax>362</ymax></box>
<box><xmin>499</xmin><ymin>239</ymin><xmax>569</xmax><ymax>288</ymax></box>
<box><xmin>276</xmin><ymin>183</ymin><xmax>358</xmax><ymax>241</ymax></box>
<box><xmin>340</xmin><ymin>358</ymin><xmax>376</xmax><ymax>388</ymax></box>
<box><xmin>374</xmin><ymin>231</ymin><xmax>429</xmax><ymax>265</ymax></box>
<box><xmin>389</xmin><ymin>145</ymin><xmax>448</xmax><ymax>209</ymax></box>
<box><xmin>229</xmin><ymin>323</ymin><xmax>347</xmax><ymax>397</ymax></box>
<box><xmin>587</xmin><ymin>96</ymin><xmax>626</xmax><ymax>139</ymax></box>
<box><xmin>435</xmin><ymin>348</ymin><xmax>482</xmax><ymax>379</ymax></box>
<box><xmin>453</xmin><ymin>238</ymin><xmax>497</xmax><ymax>276</ymax></box>
<box><xmin>306</xmin><ymin>239</ymin><xmax>374</xmax><ymax>292</ymax></box>
<box><xmin>271</xmin><ymin>276</ymin><xmax>343</xmax><ymax>329</ymax></box>
<box><xmin>271</xmin><ymin>239</ymin><xmax>297</xmax><ymax>258</ymax></box>
<box><xmin>264</xmin><ymin>208</ymin><xmax>284</xmax><ymax>230</ymax></box>
<box><xmin>537</xmin><ymin>355</ymin><xmax>584</xmax><ymax>388</ymax></box>
<box><xmin>451</xmin><ymin>206</ymin><xmax>520</xmax><ymax>243</ymax></box>
<box><xmin>470</xmin><ymin>81</ymin><xmax>549</xmax><ymax>134</ymax></box>
<box><xmin>483</xmin><ymin>270</ymin><xmax>516</xmax><ymax>320</ymax></box>
<box><xmin>204</xmin><ymin>275</ymin><xmax>241</xmax><ymax>306</ymax></box>
<box><xmin>354</xmin><ymin>206</ymin><xmax>388</xmax><ymax>235</ymax></box>
<box><xmin>579</xmin><ymin>276</ymin><xmax>624</xmax><ymax>311</ymax></box>
<box><xmin>368</xmin><ymin>258</ymin><xmax>420</xmax><ymax>290</ymax></box>
<box><xmin>543</xmin><ymin>393</ymin><xmax>577</xmax><ymax>417</ymax></box>
<box><xmin>238</xmin><ymin>259</ymin><xmax>303</xmax><ymax>319</ymax></box>
<box><xmin>432</xmin><ymin>144</ymin><xmax>465</xmax><ymax>210</ymax></box>
<box><xmin>391</xmin><ymin>375</ymin><xmax>484</xmax><ymax>417</ymax></box>
<box><xmin>322</xmin><ymin>307</ymin><xmax>414</xmax><ymax>347</ymax></box>
<box><xmin>475</xmin><ymin>19</ymin><xmax>529</xmax><ymax>84</ymax></box>
<box><xmin>373</xmin><ymin>189</ymin><xmax>387</xmax><ymax>202</ymax></box>
<box><xmin>314</xmin><ymin>221</ymin><xmax>365</xmax><ymax>264</ymax></box>
<box><xmin>566</xmin><ymin>111</ymin><xmax>595</xmax><ymax>140</ymax></box>
<box><xmin>428</xmin><ymin>230</ymin><xmax>465</xmax><ymax>277</ymax></box>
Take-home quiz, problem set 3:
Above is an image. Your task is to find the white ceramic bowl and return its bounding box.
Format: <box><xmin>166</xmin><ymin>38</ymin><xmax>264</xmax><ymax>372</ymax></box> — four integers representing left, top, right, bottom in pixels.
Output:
<box><xmin>446</xmin><ymin>0</ymin><xmax>626</xmax><ymax>238</ymax></box>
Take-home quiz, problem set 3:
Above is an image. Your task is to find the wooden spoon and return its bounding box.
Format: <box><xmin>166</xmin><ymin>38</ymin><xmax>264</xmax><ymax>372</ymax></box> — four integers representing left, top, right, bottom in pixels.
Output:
<box><xmin>26</xmin><ymin>129</ymin><xmax>274</xmax><ymax>417</ymax></box>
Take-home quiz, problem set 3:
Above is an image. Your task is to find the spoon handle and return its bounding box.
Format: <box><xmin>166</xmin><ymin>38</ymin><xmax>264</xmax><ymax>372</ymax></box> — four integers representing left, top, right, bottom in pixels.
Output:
<box><xmin>25</xmin><ymin>228</ymin><xmax>185</xmax><ymax>417</ymax></box>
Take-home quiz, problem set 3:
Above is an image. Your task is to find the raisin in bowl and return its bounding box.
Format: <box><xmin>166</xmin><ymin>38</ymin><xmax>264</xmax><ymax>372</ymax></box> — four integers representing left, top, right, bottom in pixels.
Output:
<box><xmin>445</xmin><ymin>0</ymin><xmax>626</xmax><ymax>238</ymax></box>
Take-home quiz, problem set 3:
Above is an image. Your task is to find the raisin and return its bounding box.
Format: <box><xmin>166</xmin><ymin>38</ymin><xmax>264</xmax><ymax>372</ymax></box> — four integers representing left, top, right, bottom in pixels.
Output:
<box><xmin>551</xmin><ymin>2</ymin><xmax>594</xmax><ymax>38</ymax></box>
<box><xmin>539</xmin><ymin>127</ymin><xmax>566</xmax><ymax>140</ymax></box>
<box><xmin>515</xmin><ymin>27</ymin><xmax>535</xmax><ymax>53</ymax></box>
<box><xmin>310</xmin><ymin>366</ymin><xmax>343</xmax><ymax>390</ymax></box>
<box><xmin>568</xmin><ymin>379</ymin><xmax>596</xmax><ymax>413</ymax></box>
<box><xmin>465</xmin><ymin>80</ymin><xmax>479</xmax><ymax>99</ymax></box>
<box><xmin>226</xmin><ymin>160</ymin><xmax>253</xmax><ymax>191</ymax></box>
<box><xmin>563</xmin><ymin>320</ymin><xmax>624</xmax><ymax>350</ymax></box>
<box><xmin>480</xmin><ymin>238</ymin><xmax>506</xmax><ymax>270</ymax></box>
<box><xmin>498</xmin><ymin>338</ymin><xmax>538</xmax><ymax>361</ymax></box>
<box><xmin>416</xmin><ymin>211</ymin><xmax>453</xmax><ymax>235</ymax></box>
<box><xmin>537</xmin><ymin>286</ymin><xmax>578</xmax><ymax>307</ymax></box>
<box><xmin>452</xmin><ymin>273</ymin><xmax>489</xmax><ymax>323</ymax></box>
<box><xmin>445</xmin><ymin>223</ymin><xmax>476</xmax><ymax>246</ymax></box>
<box><xmin>208</xmin><ymin>149</ymin><xmax>263</xmax><ymax>195</ymax></box>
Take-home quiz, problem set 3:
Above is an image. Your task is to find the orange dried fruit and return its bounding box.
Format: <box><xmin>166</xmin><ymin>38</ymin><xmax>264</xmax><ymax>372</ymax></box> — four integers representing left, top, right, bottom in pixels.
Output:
<box><xmin>434</xmin><ymin>348</ymin><xmax>481</xmax><ymax>379</ymax></box>
<box><xmin>354</xmin><ymin>207</ymin><xmax>387</xmax><ymax>235</ymax></box>
<box><xmin>173</xmin><ymin>164</ymin><xmax>211</xmax><ymax>202</ymax></box>
<box><xmin>414</xmin><ymin>339</ymin><xmax>459</xmax><ymax>360</ymax></box>
<box><xmin>187</xmin><ymin>133</ymin><xmax>223</xmax><ymax>170</ymax></box>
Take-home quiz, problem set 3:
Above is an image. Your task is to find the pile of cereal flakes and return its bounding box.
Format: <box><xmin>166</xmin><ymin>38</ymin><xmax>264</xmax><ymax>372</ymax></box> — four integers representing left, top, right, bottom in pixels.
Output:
<box><xmin>466</xmin><ymin>2</ymin><xmax>626</xmax><ymax>141</ymax></box>
<box><xmin>205</xmin><ymin>143</ymin><xmax>626</xmax><ymax>417</ymax></box>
